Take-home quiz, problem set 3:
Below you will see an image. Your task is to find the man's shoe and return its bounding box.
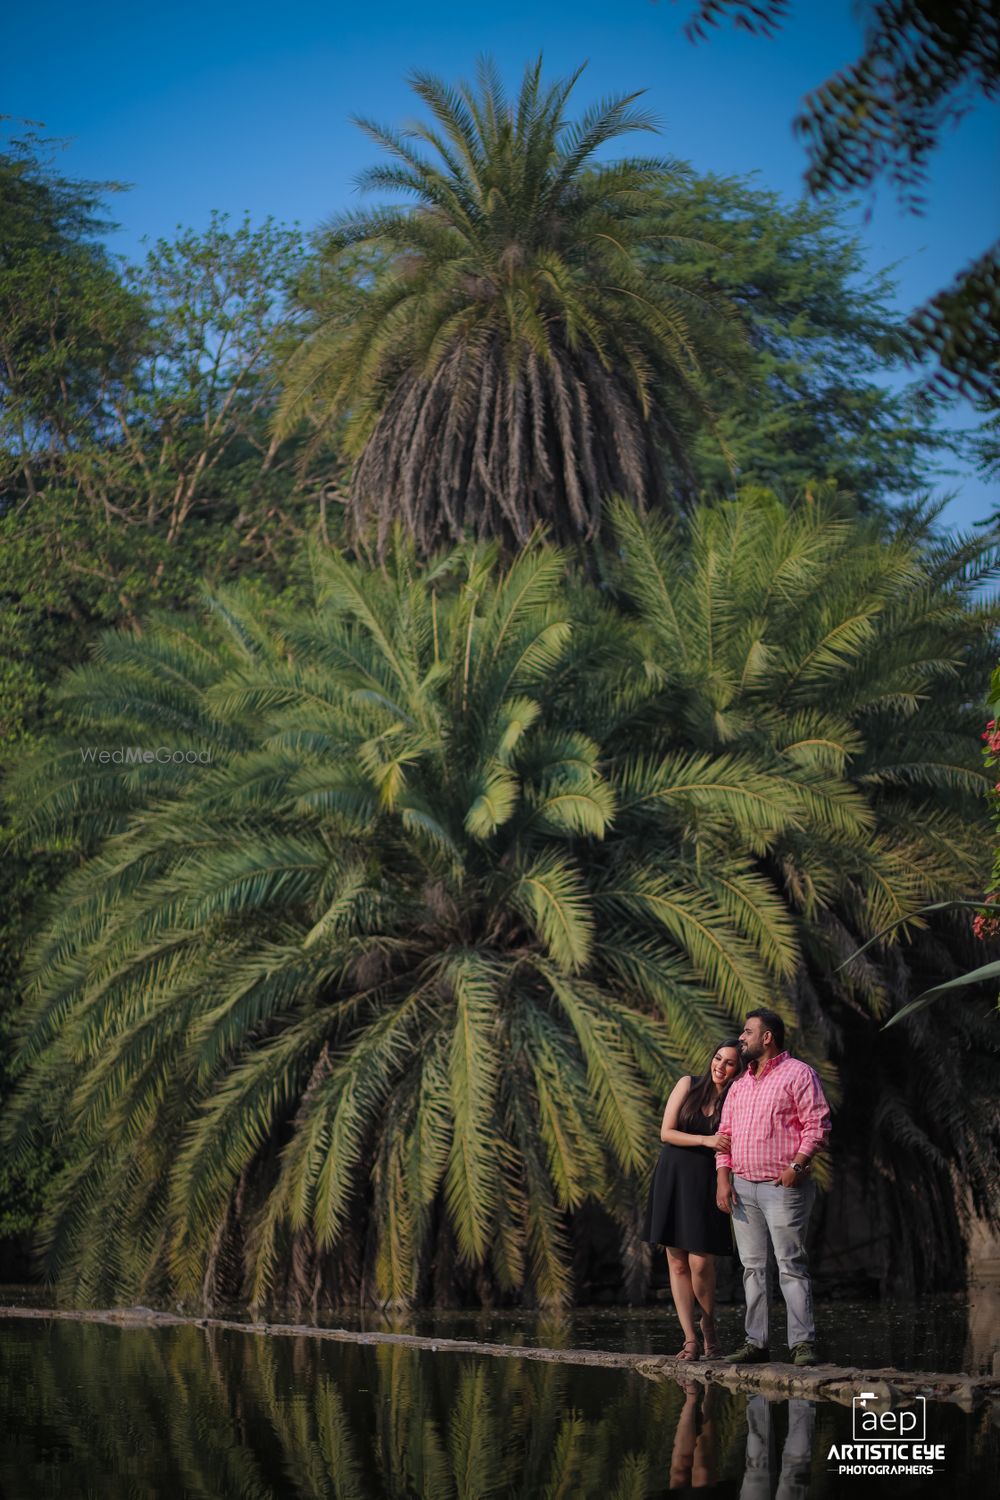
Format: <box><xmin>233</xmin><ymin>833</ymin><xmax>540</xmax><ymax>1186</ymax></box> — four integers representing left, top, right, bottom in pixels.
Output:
<box><xmin>725</xmin><ymin>1342</ymin><xmax>770</xmax><ymax>1364</ymax></box>
<box><xmin>791</xmin><ymin>1343</ymin><xmax>817</xmax><ymax>1366</ymax></box>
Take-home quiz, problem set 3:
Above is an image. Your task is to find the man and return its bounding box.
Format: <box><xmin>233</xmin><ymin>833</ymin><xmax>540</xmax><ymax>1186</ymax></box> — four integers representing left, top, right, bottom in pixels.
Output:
<box><xmin>715</xmin><ymin>1008</ymin><xmax>831</xmax><ymax>1367</ymax></box>
<box><xmin>741</xmin><ymin>1396</ymin><xmax>815</xmax><ymax>1500</ymax></box>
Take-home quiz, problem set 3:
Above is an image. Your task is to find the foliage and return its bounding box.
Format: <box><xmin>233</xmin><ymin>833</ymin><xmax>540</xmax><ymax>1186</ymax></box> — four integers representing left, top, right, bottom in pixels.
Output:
<box><xmin>645</xmin><ymin>174</ymin><xmax>945</xmax><ymax>501</ymax></box>
<box><xmin>1</xmin><ymin>212</ymin><xmax>319</xmax><ymax>620</ymax></box>
<box><xmin>0</xmin><ymin>127</ymin><xmax>144</xmax><ymax>495</ymax></box>
<box><xmin>679</xmin><ymin>1</ymin><xmax>1000</xmax><ymax>401</ymax></box>
<box><xmin>835</xmin><ymin>900</ymin><xmax>1000</xmax><ymax>1025</ymax></box>
<box><xmin>0</xmin><ymin>128</ymin><xmax>326</xmax><ymax>1264</ymax></box>
<box><xmin>684</xmin><ymin>2</ymin><xmax>999</xmax><ymax>204</ymax></box>
<box><xmin>0</xmin><ymin>105</ymin><xmax>995</xmax><ymax>1304</ymax></box>
<box><xmin>0</xmin><ymin>1319</ymin><xmax>752</xmax><ymax>1497</ymax></box>
<box><xmin>600</xmin><ymin>489</ymin><xmax>1000</xmax><ymax>1290</ymax></box>
<box><xmin>0</xmin><ymin>849</ymin><xmax>58</xmax><ymax>1243</ymax></box>
<box><xmin>974</xmin><ymin>404</ymin><xmax>1000</xmax><ymax>489</ymax></box>
<box><xmin>0</xmin><ymin>128</ymin><xmax>129</xmax><ymax>1251</ymax></box>
<box><xmin>2</xmin><ymin>526</ymin><xmax>791</xmax><ymax>1306</ymax></box>
<box><xmin>909</xmin><ymin>242</ymin><xmax>1000</xmax><ymax>404</ymax></box>
<box><xmin>281</xmin><ymin>91</ymin><xmax>958</xmax><ymax>550</ymax></box>
<box><xmin>0</xmin><ymin>126</ymin><xmax>330</xmax><ymax>645</ymax></box>
<box><xmin>277</xmin><ymin>58</ymin><xmax>735</xmax><ymax>551</ymax></box>
<box><xmin>978</xmin><ymin>670</ymin><xmax>1000</xmax><ymax>948</ymax></box>
<box><xmin>4</xmin><ymin>494</ymin><xmax>998</xmax><ymax>1303</ymax></box>
<box><xmin>0</xmin><ymin>132</ymin><xmax>325</xmax><ymax>788</ymax></box>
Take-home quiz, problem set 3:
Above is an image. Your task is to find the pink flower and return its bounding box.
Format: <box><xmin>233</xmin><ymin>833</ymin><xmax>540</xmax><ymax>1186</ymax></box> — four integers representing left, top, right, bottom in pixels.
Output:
<box><xmin>973</xmin><ymin>894</ymin><xmax>1000</xmax><ymax>941</ymax></box>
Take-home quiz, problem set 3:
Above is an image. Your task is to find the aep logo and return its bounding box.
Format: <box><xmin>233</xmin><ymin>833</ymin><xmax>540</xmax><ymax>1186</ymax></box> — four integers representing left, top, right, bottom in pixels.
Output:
<box><xmin>828</xmin><ymin>1389</ymin><xmax>944</xmax><ymax>1476</ymax></box>
<box><xmin>852</xmin><ymin>1392</ymin><xmax>926</xmax><ymax>1442</ymax></box>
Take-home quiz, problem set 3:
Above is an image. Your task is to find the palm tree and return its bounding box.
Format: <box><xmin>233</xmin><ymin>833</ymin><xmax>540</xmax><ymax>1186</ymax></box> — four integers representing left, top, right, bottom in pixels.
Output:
<box><xmin>8</xmin><ymin>497</ymin><xmax>995</xmax><ymax>1305</ymax></box>
<box><xmin>5</xmin><ymin>534</ymin><xmax>806</xmax><ymax>1309</ymax></box>
<box><xmin>601</xmin><ymin>490</ymin><xmax>1000</xmax><ymax>1293</ymax></box>
<box><xmin>276</xmin><ymin>58</ymin><xmax>731</xmax><ymax>552</ymax></box>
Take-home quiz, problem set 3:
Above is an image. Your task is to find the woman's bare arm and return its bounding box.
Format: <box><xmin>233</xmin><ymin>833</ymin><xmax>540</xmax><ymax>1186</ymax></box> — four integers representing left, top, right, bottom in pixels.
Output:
<box><xmin>659</xmin><ymin>1076</ymin><xmax>730</xmax><ymax>1150</ymax></box>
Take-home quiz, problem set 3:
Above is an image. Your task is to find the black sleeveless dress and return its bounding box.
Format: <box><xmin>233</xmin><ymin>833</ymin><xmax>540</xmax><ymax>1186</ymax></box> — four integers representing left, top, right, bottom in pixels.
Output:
<box><xmin>641</xmin><ymin>1080</ymin><xmax>734</xmax><ymax>1255</ymax></box>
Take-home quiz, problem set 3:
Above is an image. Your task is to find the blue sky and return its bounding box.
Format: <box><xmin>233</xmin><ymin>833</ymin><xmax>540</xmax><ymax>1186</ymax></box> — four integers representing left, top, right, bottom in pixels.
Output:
<box><xmin>4</xmin><ymin>0</ymin><xmax>997</xmax><ymax>525</ymax></box>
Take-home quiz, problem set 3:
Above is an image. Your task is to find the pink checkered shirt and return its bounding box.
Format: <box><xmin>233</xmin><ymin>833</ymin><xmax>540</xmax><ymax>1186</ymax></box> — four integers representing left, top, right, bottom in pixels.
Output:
<box><xmin>715</xmin><ymin>1052</ymin><xmax>830</xmax><ymax>1182</ymax></box>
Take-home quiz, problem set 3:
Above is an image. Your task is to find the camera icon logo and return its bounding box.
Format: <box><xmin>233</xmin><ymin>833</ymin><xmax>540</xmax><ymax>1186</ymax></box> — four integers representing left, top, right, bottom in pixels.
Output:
<box><xmin>852</xmin><ymin>1391</ymin><xmax>926</xmax><ymax>1442</ymax></box>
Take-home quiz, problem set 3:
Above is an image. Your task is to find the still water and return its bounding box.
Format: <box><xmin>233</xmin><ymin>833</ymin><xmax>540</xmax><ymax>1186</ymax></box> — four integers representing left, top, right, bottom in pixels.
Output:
<box><xmin>1</xmin><ymin>1312</ymin><xmax>997</xmax><ymax>1498</ymax></box>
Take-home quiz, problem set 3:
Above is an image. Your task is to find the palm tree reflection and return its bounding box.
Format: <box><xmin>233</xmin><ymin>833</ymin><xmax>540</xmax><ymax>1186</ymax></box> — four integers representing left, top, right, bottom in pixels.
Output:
<box><xmin>0</xmin><ymin>1320</ymin><xmax>826</xmax><ymax>1499</ymax></box>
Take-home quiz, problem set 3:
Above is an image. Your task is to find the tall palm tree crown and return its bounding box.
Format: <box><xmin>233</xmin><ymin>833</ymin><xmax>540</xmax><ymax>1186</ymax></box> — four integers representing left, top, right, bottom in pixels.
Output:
<box><xmin>278</xmin><ymin>58</ymin><xmax>729</xmax><ymax>552</ymax></box>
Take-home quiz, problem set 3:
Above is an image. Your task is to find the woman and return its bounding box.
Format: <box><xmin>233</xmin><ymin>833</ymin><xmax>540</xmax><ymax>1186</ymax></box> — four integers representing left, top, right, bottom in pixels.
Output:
<box><xmin>642</xmin><ymin>1043</ymin><xmax>743</xmax><ymax>1360</ymax></box>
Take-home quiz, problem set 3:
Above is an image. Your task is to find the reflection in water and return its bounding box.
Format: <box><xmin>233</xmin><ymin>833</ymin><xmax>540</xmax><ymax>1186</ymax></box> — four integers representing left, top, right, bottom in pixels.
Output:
<box><xmin>0</xmin><ymin>1321</ymin><xmax>729</xmax><ymax>1499</ymax></box>
<box><xmin>0</xmin><ymin>1318</ymin><xmax>994</xmax><ymax>1498</ymax></box>
<box><xmin>663</xmin><ymin>1391</ymin><xmax>818</xmax><ymax>1500</ymax></box>
<box><xmin>740</xmin><ymin>1397</ymin><xmax>814</xmax><ymax>1500</ymax></box>
<box><xmin>667</xmin><ymin>1381</ymin><xmax>732</xmax><ymax>1494</ymax></box>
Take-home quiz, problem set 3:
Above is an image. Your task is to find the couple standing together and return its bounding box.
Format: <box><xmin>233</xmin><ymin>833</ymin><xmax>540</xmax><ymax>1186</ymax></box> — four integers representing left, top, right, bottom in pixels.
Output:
<box><xmin>642</xmin><ymin>1008</ymin><xmax>831</xmax><ymax>1367</ymax></box>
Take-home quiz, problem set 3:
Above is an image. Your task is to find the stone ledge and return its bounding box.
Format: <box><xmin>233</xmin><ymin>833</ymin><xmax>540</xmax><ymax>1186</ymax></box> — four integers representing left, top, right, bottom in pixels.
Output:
<box><xmin>1</xmin><ymin>1304</ymin><xmax>997</xmax><ymax>1412</ymax></box>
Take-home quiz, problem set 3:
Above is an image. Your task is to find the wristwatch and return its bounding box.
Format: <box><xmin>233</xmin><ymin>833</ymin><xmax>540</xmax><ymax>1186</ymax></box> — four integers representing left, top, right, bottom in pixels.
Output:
<box><xmin>791</xmin><ymin>1161</ymin><xmax>807</xmax><ymax>1175</ymax></box>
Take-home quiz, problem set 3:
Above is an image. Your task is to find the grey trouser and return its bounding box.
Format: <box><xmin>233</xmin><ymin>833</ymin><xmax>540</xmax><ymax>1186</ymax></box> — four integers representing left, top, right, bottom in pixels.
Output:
<box><xmin>740</xmin><ymin>1396</ymin><xmax>816</xmax><ymax>1500</ymax></box>
<box><xmin>731</xmin><ymin>1176</ymin><xmax>816</xmax><ymax>1349</ymax></box>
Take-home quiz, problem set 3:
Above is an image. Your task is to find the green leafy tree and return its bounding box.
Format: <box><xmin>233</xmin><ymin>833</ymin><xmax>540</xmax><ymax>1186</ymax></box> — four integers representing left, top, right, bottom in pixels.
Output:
<box><xmin>647</xmin><ymin>174</ymin><xmax>945</xmax><ymax>502</ymax></box>
<box><xmin>0</xmin><ymin>127</ymin><xmax>144</xmax><ymax>1266</ymax></box>
<box><xmin>1</xmin><ymin>127</ymin><xmax>327</xmax><ymax>647</ymax></box>
<box><xmin>0</xmin><ymin>131</ymin><xmax>324</xmax><ymax>1270</ymax></box>
<box><xmin>2</xmin><ymin>209</ymin><xmax>317</xmax><ymax>627</ymax></box>
<box><xmin>112</xmin><ymin>212</ymin><xmax>311</xmax><ymax>553</ymax></box>
<box><xmin>277</xmin><ymin>57</ymin><xmax>734</xmax><ymax>552</ymax></box>
<box><xmin>0</xmin><ymin>126</ymin><xmax>144</xmax><ymax>499</ymax></box>
<box><xmin>0</xmin><ymin>132</ymin><xmax>324</xmax><ymax>765</ymax></box>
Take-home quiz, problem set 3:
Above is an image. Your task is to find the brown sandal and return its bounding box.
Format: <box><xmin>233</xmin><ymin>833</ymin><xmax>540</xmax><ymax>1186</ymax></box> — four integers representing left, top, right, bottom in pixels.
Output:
<box><xmin>700</xmin><ymin>1316</ymin><xmax>722</xmax><ymax>1358</ymax></box>
<box><xmin>674</xmin><ymin>1337</ymin><xmax>700</xmax><ymax>1362</ymax></box>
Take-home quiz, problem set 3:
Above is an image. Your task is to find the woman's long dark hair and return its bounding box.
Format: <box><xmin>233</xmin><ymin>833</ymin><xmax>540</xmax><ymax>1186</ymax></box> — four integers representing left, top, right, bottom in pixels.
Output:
<box><xmin>677</xmin><ymin>1041</ymin><xmax>744</xmax><ymax>1130</ymax></box>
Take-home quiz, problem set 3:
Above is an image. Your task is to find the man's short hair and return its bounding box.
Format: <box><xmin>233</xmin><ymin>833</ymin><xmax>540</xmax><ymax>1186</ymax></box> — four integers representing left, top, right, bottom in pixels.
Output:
<box><xmin>745</xmin><ymin>1007</ymin><xmax>785</xmax><ymax>1051</ymax></box>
